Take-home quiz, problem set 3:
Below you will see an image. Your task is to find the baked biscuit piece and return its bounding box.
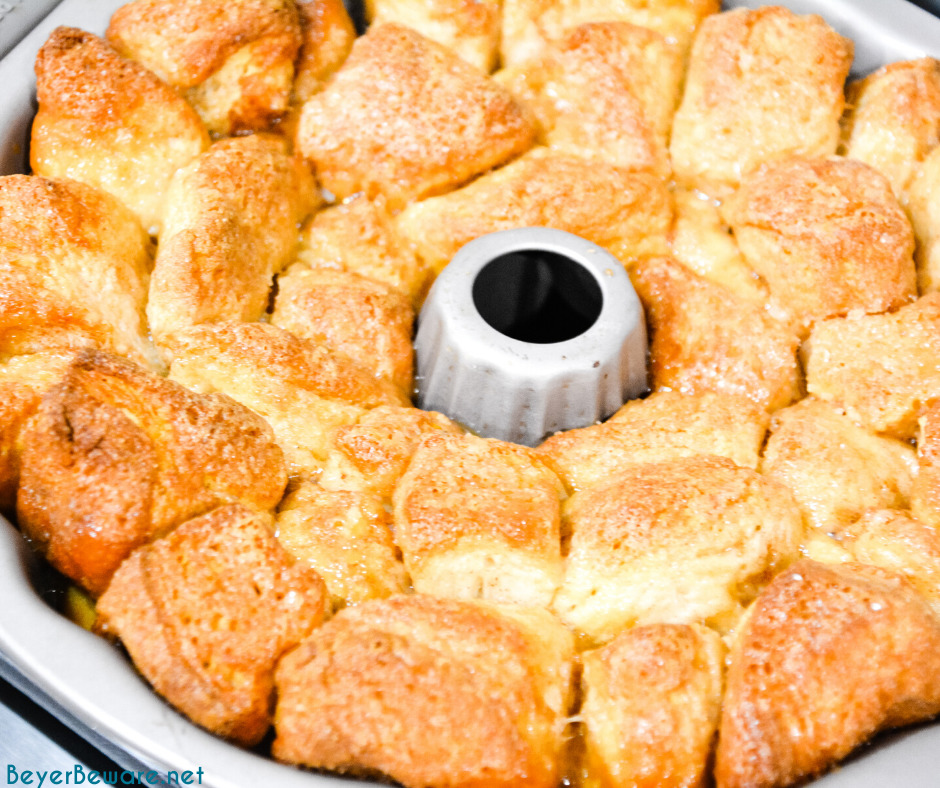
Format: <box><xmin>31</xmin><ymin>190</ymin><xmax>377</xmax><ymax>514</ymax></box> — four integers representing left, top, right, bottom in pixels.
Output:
<box><xmin>319</xmin><ymin>405</ymin><xmax>463</xmax><ymax>502</ymax></box>
<box><xmin>496</xmin><ymin>22</ymin><xmax>683</xmax><ymax>175</ymax></box>
<box><xmin>670</xmin><ymin>7</ymin><xmax>852</xmax><ymax>194</ymax></box>
<box><xmin>147</xmin><ymin>135</ymin><xmax>317</xmax><ymax>352</ymax></box>
<box><xmin>0</xmin><ymin>351</ymin><xmax>75</xmax><ymax>514</ymax></box>
<box><xmin>296</xmin><ymin>195</ymin><xmax>430</xmax><ymax>305</ymax></box>
<box><xmin>393</xmin><ymin>432</ymin><xmax>565</xmax><ymax>607</ymax></box>
<box><xmin>843</xmin><ymin>58</ymin><xmax>940</xmax><ymax>199</ymax></box>
<box><xmin>365</xmin><ymin>0</ymin><xmax>501</xmax><ymax>72</ymax></box>
<box><xmin>296</xmin><ymin>23</ymin><xmax>535</xmax><ymax>209</ymax></box>
<box><xmin>274</xmin><ymin>594</ymin><xmax>575</xmax><ymax>788</ymax></box>
<box><xmin>836</xmin><ymin>509</ymin><xmax>940</xmax><ymax>618</ymax></box>
<box><xmin>760</xmin><ymin>398</ymin><xmax>917</xmax><ymax>534</ymax></box>
<box><xmin>669</xmin><ymin>187</ymin><xmax>767</xmax><ymax>303</ymax></box>
<box><xmin>500</xmin><ymin>0</ymin><xmax>718</xmax><ymax>66</ymax></box>
<box><xmin>908</xmin><ymin>144</ymin><xmax>940</xmax><ymax>292</ymax></box>
<box><xmin>0</xmin><ymin>175</ymin><xmax>159</xmax><ymax>370</ymax></box>
<box><xmin>168</xmin><ymin>322</ymin><xmax>407</xmax><ymax>477</ymax></box>
<box><xmin>292</xmin><ymin>0</ymin><xmax>356</xmax><ymax>102</ymax></box>
<box><xmin>723</xmin><ymin>157</ymin><xmax>917</xmax><ymax>337</ymax></box>
<box><xmin>631</xmin><ymin>256</ymin><xmax>802</xmax><ymax>413</ymax></box>
<box><xmin>580</xmin><ymin>624</ymin><xmax>724</xmax><ymax>788</ymax></box>
<box><xmin>96</xmin><ymin>504</ymin><xmax>327</xmax><ymax>747</ymax></box>
<box><xmin>275</xmin><ymin>480</ymin><xmax>408</xmax><ymax>610</ymax></box>
<box><xmin>31</xmin><ymin>28</ymin><xmax>209</xmax><ymax>235</ymax></box>
<box><xmin>803</xmin><ymin>293</ymin><xmax>940</xmax><ymax>439</ymax></box>
<box><xmin>16</xmin><ymin>350</ymin><xmax>287</xmax><ymax>596</ymax></box>
<box><xmin>538</xmin><ymin>391</ymin><xmax>769</xmax><ymax>493</ymax></box>
<box><xmin>107</xmin><ymin>0</ymin><xmax>302</xmax><ymax>136</ymax></box>
<box><xmin>554</xmin><ymin>455</ymin><xmax>803</xmax><ymax>644</ymax></box>
<box><xmin>716</xmin><ymin>560</ymin><xmax>940</xmax><ymax>788</ymax></box>
<box><xmin>271</xmin><ymin>266</ymin><xmax>415</xmax><ymax>398</ymax></box>
<box><xmin>396</xmin><ymin>147</ymin><xmax>672</xmax><ymax>274</ymax></box>
<box><xmin>912</xmin><ymin>401</ymin><xmax>940</xmax><ymax>528</ymax></box>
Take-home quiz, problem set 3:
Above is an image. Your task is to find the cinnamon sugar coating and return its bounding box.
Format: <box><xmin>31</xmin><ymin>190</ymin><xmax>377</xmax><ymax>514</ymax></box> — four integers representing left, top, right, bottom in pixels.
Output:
<box><xmin>0</xmin><ymin>175</ymin><xmax>159</xmax><ymax>369</ymax></box>
<box><xmin>31</xmin><ymin>27</ymin><xmax>209</xmax><ymax>235</ymax></box>
<box><xmin>16</xmin><ymin>350</ymin><xmax>287</xmax><ymax>596</ymax></box>
<box><xmin>295</xmin><ymin>23</ymin><xmax>535</xmax><ymax>209</ymax></box>
<box><xmin>716</xmin><ymin>560</ymin><xmax>940</xmax><ymax>788</ymax></box>
<box><xmin>96</xmin><ymin>504</ymin><xmax>327</xmax><ymax>747</ymax></box>
<box><xmin>273</xmin><ymin>595</ymin><xmax>574</xmax><ymax>788</ymax></box>
<box><xmin>107</xmin><ymin>0</ymin><xmax>303</xmax><ymax>135</ymax></box>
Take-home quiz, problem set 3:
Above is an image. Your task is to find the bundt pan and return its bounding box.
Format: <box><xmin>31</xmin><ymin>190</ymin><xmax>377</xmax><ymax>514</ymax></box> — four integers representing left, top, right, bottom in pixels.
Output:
<box><xmin>1</xmin><ymin>0</ymin><xmax>940</xmax><ymax>786</ymax></box>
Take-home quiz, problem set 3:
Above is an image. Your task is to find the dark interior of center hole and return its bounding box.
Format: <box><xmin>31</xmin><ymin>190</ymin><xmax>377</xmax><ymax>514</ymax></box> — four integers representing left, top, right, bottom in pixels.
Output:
<box><xmin>472</xmin><ymin>249</ymin><xmax>603</xmax><ymax>344</ymax></box>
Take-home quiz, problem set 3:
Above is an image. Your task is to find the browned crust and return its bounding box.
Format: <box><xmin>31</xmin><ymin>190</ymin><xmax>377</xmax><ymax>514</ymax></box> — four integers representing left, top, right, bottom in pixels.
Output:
<box><xmin>273</xmin><ymin>594</ymin><xmax>573</xmax><ymax>787</ymax></box>
<box><xmin>631</xmin><ymin>256</ymin><xmax>802</xmax><ymax>412</ymax></box>
<box><xmin>295</xmin><ymin>23</ymin><xmax>536</xmax><ymax>209</ymax></box>
<box><xmin>107</xmin><ymin>0</ymin><xmax>301</xmax><ymax>89</ymax></box>
<box><xmin>581</xmin><ymin>623</ymin><xmax>724</xmax><ymax>788</ymax></box>
<box><xmin>16</xmin><ymin>350</ymin><xmax>287</xmax><ymax>596</ymax></box>
<box><xmin>270</xmin><ymin>267</ymin><xmax>415</xmax><ymax>397</ymax></box>
<box><xmin>392</xmin><ymin>432</ymin><xmax>564</xmax><ymax>571</ymax></box>
<box><xmin>716</xmin><ymin>560</ymin><xmax>940</xmax><ymax>788</ymax></box>
<box><xmin>96</xmin><ymin>504</ymin><xmax>327</xmax><ymax>747</ymax></box>
<box><xmin>293</xmin><ymin>0</ymin><xmax>356</xmax><ymax>101</ymax></box>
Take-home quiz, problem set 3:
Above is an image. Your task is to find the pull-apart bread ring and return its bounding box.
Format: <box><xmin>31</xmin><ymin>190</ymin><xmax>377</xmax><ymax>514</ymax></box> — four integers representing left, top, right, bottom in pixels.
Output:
<box><xmin>96</xmin><ymin>503</ymin><xmax>328</xmax><ymax>747</ymax></box>
<box><xmin>16</xmin><ymin>350</ymin><xmax>287</xmax><ymax>597</ymax></box>
<box><xmin>273</xmin><ymin>594</ymin><xmax>575</xmax><ymax>788</ymax></box>
<box><xmin>107</xmin><ymin>0</ymin><xmax>304</xmax><ymax>136</ymax></box>
<box><xmin>716</xmin><ymin>560</ymin><xmax>940</xmax><ymax>788</ymax></box>
<box><xmin>0</xmin><ymin>175</ymin><xmax>159</xmax><ymax>370</ymax></box>
<box><xmin>30</xmin><ymin>28</ymin><xmax>209</xmax><ymax>236</ymax></box>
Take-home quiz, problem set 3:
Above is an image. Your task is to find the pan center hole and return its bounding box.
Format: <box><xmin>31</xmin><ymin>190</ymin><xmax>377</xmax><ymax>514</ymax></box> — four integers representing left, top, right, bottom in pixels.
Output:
<box><xmin>471</xmin><ymin>249</ymin><xmax>603</xmax><ymax>344</ymax></box>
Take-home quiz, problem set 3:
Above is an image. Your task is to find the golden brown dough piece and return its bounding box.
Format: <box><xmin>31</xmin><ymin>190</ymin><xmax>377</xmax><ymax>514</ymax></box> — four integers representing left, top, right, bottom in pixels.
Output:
<box><xmin>292</xmin><ymin>0</ymin><xmax>356</xmax><ymax>102</ymax></box>
<box><xmin>912</xmin><ymin>401</ymin><xmax>940</xmax><ymax>528</ymax></box>
<box><xmin>319</xmin><ymin>405</ymin><xmax>463</xmax><ymax>502</ymax></box>
<box><xmin>393</xmin><ymin>432</ymin><xmax>565</xmax><ymax>607</ymax></box>
<box><xmin>396</xmin><ymin>147</ymin><xmax>672</xmax><ymax>274</ymax></box>
<box><xmin>274</xmin><ymin>594</ymin><xmax>575</xmax><ymax>788</ymax></box>
<box><xmin>500</xmin><ymin>0</ymin><xmax>718</xmax><ymax>66</ymax></box>
<box><xmin>538</xmin><ymin>391</ymin><xmax>769</xmax><ymax>493</ymax></box>
<box><xmin>760</xmin><ymin>398</ymin><xmax>917</xmax><ymax>533</ymax></box>
<box><xmin>723</xmin><ymin>157</ymin><xmax>917</xmax><ymax>337</ymax></box>
<box><xmin>670</xmin><ymin>7</ymin><xmax>852</xmax><ymax>194</ymax></box>
<box><xmin>908</xmin><ymin>144</ymin><xmax>940</xmax><ymax>292</ymax></box>
<box><xmin>836</xmin><ymin>509</ymin><xmax>940</xmax><ymax>617</ymax></box>
<box><xmin>16</xmin><ymin>350</ymin><xmax>287</xmax><ymax>596</ymax></box>
<box><xmin>31</xmin><ymin>27</ymin><xmax>209</xmax><ymax>235</ymax></box>
<box><xmin>496</xmin><ymin>22</ymin><xmax>682</xmax><ymax>175</ymax></box>
<box><xmin>295</xmin><ymin>195</ymin><xmax>430</xmax><ymax>305</ymax></box>
<box><xmin>147</xmin><ymin>135</ymin><xmax>317</xmax><ymax>352</ymax></box>
<box><xmin>580</xmin><ymin>624</ymin><xmax>724</xmax><ymax>788</ymax></box>
<box><xmin>168</xmin><ymin>321</ymin><xmax>407</xmax><ymax>477</ymax></box>
<box><xmin>0</xmin><ymin>351</ymin><xmax>75</xmax><ymax>514</ymax></box>
<box><xmin>271</xmin><ymin>266</ymin><xmax>415</xmax><ymax>397</ymax></box>
<box><xmin>96</xmin><ymin>504</ymin><xmax>327</xmax><ymax>747</ymax></box>
<box><xmin>803</xmin><ymin>293</ymin><xmax>940</xmax><ymax>439</ymax></box>
<box><xmin>554</xmin><ymin>455</ymin><xmax>803</xmax><ymax>644</ymax></box>
<box><xmin>275</xmin><ymin>480</ymin><xmax>408</xmax><ymax>610</ymax></box>
<box><xmin>0</xmin><ymin>175</ymin><xmax>159</xmax><ymax>370</ymax></box>
<box><xmin>669</xmin><ymin>187</ymin><xmax>767</xmax><ymax>303</ymax></box>
<box><xmin>716</xmin><ymin>560</ymin><xmax>940</xmax><ymax>788</ymax></box>
<box><xmin>296</xmin><ymin>23</ymin><xmax>535</xmax><ymax>209</ymax></box>
<box><xmin>842</xmin><ymin>58</ymin><xmax>940</xmax><ymax>199</ymax></box>
<box><xmin>107</xmin><ymin>0</ymin><xmax>302</xmax><ymax>136</ymax></box>
<box><xmin>631</xmin><ymin>256</ymin><xmax>802</xmax><ymax>412</ymax></box>
<box><xmin>365</xmin><ymin>0</ymin><xmax>501</xmax><ymax>72</ymax></box>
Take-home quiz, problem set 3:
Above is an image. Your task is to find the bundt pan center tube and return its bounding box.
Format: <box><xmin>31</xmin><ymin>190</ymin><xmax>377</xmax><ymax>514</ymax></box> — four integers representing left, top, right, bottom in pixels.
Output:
<box><xmin>414</xmin><ymin>227</ymin><xmax>648</xmax><ymax>446</ymax></box>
